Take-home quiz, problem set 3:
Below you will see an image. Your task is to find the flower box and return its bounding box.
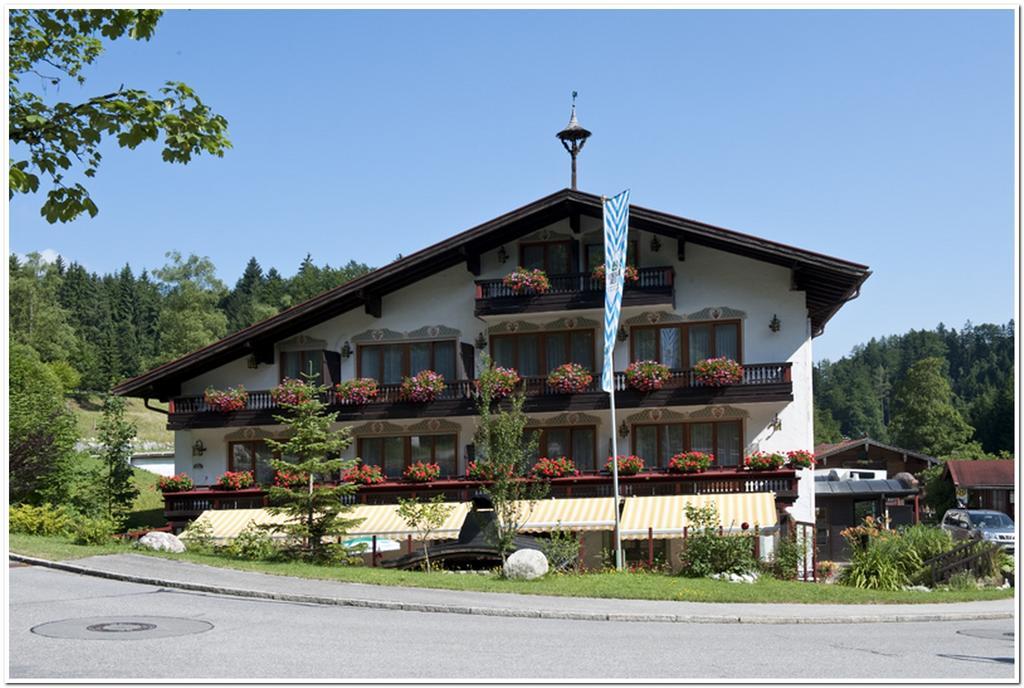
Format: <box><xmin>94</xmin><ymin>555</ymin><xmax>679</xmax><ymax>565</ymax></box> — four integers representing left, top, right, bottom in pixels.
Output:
<box><xmin>624</xmin><ymin>360</ymin><xmax>671</xmax><ymax>392</ymax></box>
<box><xmin>502</xmin><ymin>267</ymin><xmax>551</xmax><ymax>295</ymax></box>
<box><xmin>335</xmin><ymin>378</ymin><xmax>380</xmax><ymax>405</ymax></box>
<box><xmin>786</xmin><ymin>450</ymin><xmax>816</xmax><ymax>469</ymax></box>
<box><xmin>693</xmin><ymin>357</ymin><xmax>744</xmax><ymax>386</ymax></box>
<box><xmin>270</xmin><ymin>378</ymin><xmax>315</xmax><ymax>406</ymax></box>
<box><xmin>532</xmin><ymin>456</ymin><xmax>577</xmax><ymax>479</ymax></box>
<box><xmin>403</xmin><ymin>461</ymin><xmax>441</xmax><ymax>483</ymax></box>
<box><xmin>546</xmin><ymin>363</ymin><xmax>593</xmax><ymax>394</ymax></box>
<box><xmin>399</xmin><ymin>370</ymin><xmax>446</xmax><ymax>403</ymax></box>
<box><xmin>476</xmin><ymin>366</ymin><xmax>521</xmax><ymax>401</ymax></box>
<box><xmin>592</xmin><ymin>263</ymin><xmax>639</xmax><ymax>284</ymax></box>
<box><xmin>204</xmin><ymin>386</ymin><xmax>248</xmax><ymax>413</ymax></box>
<box><xmin>216</xmin><ymin>470</ymin><xmax>255</xmax><ymax>490</ymax></box>
<box><xmin>343</xmin><ymin>463</ymin><xmax>385</xmax><ymax>485</ymax></box>
<box><xmin>158</xmin><ymin>473</ymin><xmax>194</xmax><ymax>493</ymax></box>
<box><xmin>668</xmin><ymin>451</ymin><xmax>714</xmax><ymax>473</ymax></box>
<box><xmin>607</xmin><ymin>454</ymin><xmax>644</xmax><ymax>476</ymax></box>
<box><xmin>273</xmin><ymin>468</ymin><xmax>309</xmax><ymax>489</ymax></box>
<box><xmin>744</xmin><ymin>451</ymin><xmax>785</xmax><ymax>471</ymax></box>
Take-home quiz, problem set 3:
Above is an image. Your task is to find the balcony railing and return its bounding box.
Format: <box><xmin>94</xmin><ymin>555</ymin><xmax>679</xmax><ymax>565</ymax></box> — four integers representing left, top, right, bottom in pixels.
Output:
<box><xmin>474</xmin><ymin>266</ymin><xmax>674</xmax><ymax>315</ymax></box>
<box><xmin>169</xmin><ymin>362</ymin><xmax>792</xmax><ymax>418</ymax></box>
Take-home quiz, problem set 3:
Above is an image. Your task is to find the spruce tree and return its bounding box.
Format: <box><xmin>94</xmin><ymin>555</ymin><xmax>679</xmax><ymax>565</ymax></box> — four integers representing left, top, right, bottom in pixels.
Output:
<box><xmin>888</xmin><ymin>357</ymin><xmax>974</xmax><ymax>457</ymax></box>
<box><xmin>96</xmin><ymin>395</ymin><xmax>139</xmax><ymax>529</ymax></box>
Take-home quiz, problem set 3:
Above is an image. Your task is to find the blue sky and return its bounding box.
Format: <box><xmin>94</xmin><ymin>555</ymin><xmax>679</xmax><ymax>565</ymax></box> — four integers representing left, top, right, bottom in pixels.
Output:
<box><xmin>9</xmin><ymin>9</ymin><xmax>1016</xmax><ymax>362</ymax></box>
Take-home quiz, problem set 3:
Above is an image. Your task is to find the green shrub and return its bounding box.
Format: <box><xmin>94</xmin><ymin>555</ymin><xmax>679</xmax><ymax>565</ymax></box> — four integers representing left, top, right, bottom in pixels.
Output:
<box><xmin>73</xmin><ymin>517</ymin><xmax>117</xmax><ymax>545</ymax></box>
<box><xmin>180</xmin><ymin>518</ymin><xmax>216</xmax><ymax>554</ymax></box>
<box><xmin>678</xmin><ymin>503</ymin><xmax>756</xmax><ymax>578</ymax></box>
<box><xmin>946</xmin><ymin>570</ymin><xmax>979</xmax><ymax>591</ymax></box>
<box><xmin>540</xmin><ymin>528</ymin><xmax>581</xmax><ymax>573</ymax></box>
<box><xmin>228</xmin><ymin>523</ymin><xmax>279</xmax><ymax>561</ymax></box>
<box><xmin>9</xmin><ymin>503</ymin><xmax>76</xmax><ymax>536</ymax></box>
<box><xmin>762</xmin><ymin>531</ymin><xmax>803</xmax><ymax>580</ymax></box>
<box><xmin>900</xmin><ymin>524</ymin><xmax>954</xmax><ymax>563</ymax></box>
<box><xmin>840</xmin><ymin>534</ymin><xmax>922</xmax><ymax>590</ymax></box>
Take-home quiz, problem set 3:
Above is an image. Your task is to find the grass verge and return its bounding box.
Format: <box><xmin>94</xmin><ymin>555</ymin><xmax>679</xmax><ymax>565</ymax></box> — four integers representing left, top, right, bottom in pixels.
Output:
<box><xmin>8</xmin><ymin>534</ymin><xmax>1015</xmax><ymax>605</ymax></box>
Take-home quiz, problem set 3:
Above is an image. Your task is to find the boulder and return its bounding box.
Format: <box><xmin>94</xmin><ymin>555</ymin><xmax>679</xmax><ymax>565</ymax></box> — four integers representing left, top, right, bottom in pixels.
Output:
<box><xmin>503</xmin><ymin>548</ymin><xmax>548</xmax><ymax>580</ymax></box>
<box><xmin>138</xmin><ymin>531</ymin><xmax>186</xmax><ymax>553</ymax></box>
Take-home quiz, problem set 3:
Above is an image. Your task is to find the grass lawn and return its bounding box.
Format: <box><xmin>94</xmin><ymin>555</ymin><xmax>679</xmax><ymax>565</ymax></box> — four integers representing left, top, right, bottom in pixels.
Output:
<box><xmin>9</xmin><ymin>534</ymin><xmax>1015</xmax><ymax>605</ymax></box>
<box><xmin>71</xmin><ymin>394</ymin><xmax>172</xmax><ymax>448</ymax></box>
<box><xmin>71</xmin><ymin>454</ymin><xmax>168</xmax><ymax>530</ymax></box>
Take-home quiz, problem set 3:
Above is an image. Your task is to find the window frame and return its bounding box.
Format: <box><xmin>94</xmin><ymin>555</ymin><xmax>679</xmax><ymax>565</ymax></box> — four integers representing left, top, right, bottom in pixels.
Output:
<box><xmin>629</xmin><ymin>319</ymin><xmax>743</xmax><ymax>368</ymax></box>
<box><xmin>355</xmin><ymin>339</ymin><xmax>458</xmax><ymax>382</ymax></box>
<box><xmin>357</xmin><ymin>433</ymin><xmax>460</xmax><ymax>478</ymax></box>
<box><xmin>629</xmin><ymin>419</ymin><xmax>744</xmax><ymax>468</ymax></box>
<box><xmin>585</xmin><ymin>239</ymin><xmax>639</xmax><ymax>271</ymax></box>
<box><xmin>279</xmin><ymin>349</ymin><xmax>325</xmax><ymax>384</ymax></box>
<box><xmin>489</xmin><ymin>328</ymin><xmax>596</xmax><ymax>378</ymax></box>
<box><xmin>532</xmin><ymin>425</ymin><xmax>599</xmax><ymax>473</ymax></box>
<box><xmin>518</xmin><ymin>239</ymin><xmax>574</xmax><ymax>275</ymax></box>
<box><xmin>226</xmin><ymin>440</ymin><xmax>276</xmax><ymax>485</ymax></box>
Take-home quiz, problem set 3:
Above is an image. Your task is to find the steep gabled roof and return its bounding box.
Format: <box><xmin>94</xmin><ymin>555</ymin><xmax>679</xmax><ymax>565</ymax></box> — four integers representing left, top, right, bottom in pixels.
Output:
<box><xmin>943</xmin><ymin>460</ymin><xmax>1015</xmax><ymax>489</ymax></box>
<box><xmin>113</xmin><ymin>188</ymin><xmax>870</xmax><ymax>399</ymax></box>
<box><xmin>814</xmin><ymin>437</ymin><xmax>939</xmax><ymax>466</ymax></box>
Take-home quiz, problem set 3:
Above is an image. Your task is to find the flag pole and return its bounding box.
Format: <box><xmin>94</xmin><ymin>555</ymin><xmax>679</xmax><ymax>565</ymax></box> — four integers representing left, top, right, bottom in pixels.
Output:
<box><xmin>610</xmin><ymin>368</ymin><xmax>622</xmax><ymax>572</ymax></box>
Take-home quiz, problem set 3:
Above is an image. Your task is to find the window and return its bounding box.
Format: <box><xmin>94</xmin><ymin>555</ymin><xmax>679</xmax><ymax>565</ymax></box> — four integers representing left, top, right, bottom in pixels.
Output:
<box><xmin>357</xmin><ymin>341</ymin><xmax>457</xmax><ymax>385</ymax></box>
<box><xmin>490</xmin><ymin>330</ymin><xmax>595</xmax><ymax>377</ymax></box>
<box><xmin>631</xmin><ymin>420</ymin><xmax>743</xmax><ymax>468</ymax></box>
<box><xmin>520</xmin><ymin>240</ymin><xmax>572</xmax><ymax>274</ymax></box>
<box><xmin>228</xmin><ymin>441</ymin><xmax>275</xmax><ymax>485</ymax></box>
<box><xmin>528</xmin><ymin>426</ymin><xmax>597</xmax><ymax>472</ymax></box>
<box><xmin>280</xmin><ymin>350</ymin><xmax>324</xmax><ymax>384</ymax></box>
<box><xmin>358</xmin><ymin>434</ymin><xmax>458</xmax><ymax>478</ymax></box>
<box><xmin>631</xmin><ymin>321</ymin><xmax>741</xmax><ymax>368</ymax></box>
<box><xmin>585</xmin><ymin>240</ymin><xmax>638</xmax><ymax>271</ymax></box>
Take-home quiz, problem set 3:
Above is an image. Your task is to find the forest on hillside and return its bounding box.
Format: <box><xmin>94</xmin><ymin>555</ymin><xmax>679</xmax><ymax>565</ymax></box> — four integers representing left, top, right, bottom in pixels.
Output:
<box><xmin>814</xmin><ymin>321</ymin><xmax>1015</xmax><ymax>457</ymax></box>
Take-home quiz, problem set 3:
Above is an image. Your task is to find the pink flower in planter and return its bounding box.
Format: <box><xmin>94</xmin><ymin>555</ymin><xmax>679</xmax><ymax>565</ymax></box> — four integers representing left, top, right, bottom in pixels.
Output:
<box><xmin>693</xmin><ymin>357</ymin><xmax>744</xmax><ymax>386</ymax></box>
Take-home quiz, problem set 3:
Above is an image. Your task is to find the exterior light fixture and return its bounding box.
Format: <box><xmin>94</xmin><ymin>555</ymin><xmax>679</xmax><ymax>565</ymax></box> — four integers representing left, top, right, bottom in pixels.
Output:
<box><xmin>769</xmin><ymin>314</ymin><xmax>781</xmax><ymax>333</ymax></box>
<box><xmin>497</xmin><ymin>245</ymin><xmax>509</xmax><ymax>264</ymax></box>
<box><xmin>618</xmin><ymin>420</ymin><xmax>630</xmax><ymax>438</ymax></box>
<box><xmin>191</xmin><ymin>440</ymin><xmax>207</xmax><ymax>457</ymax></box>
<box><xmin>769</xmin><ymin>415</ymin><xmax>782</xmax><ymax>432</ymax></box>
<box><xmin>246</xmin><ymin>355</ymin><xmax>258</xmax><ymax>369</ymax></box>
<box><xmin>475</xmin><ymin>332</ymin><xmax>487</xmax><ymax>350</ymax></box>
<box><xmin>617</xmin><ymin>325</ymin><xmax>629</xmax><ymax>342</ymax></box>
<box><xmin>650</xmin><ymin>235</ymin><xmax>661</xmax><ymax>253</ymax></box>
<box><xmin>341</xmin><ymin>341</ymin><xmax>353</xmax><ymax>359</ymax></box>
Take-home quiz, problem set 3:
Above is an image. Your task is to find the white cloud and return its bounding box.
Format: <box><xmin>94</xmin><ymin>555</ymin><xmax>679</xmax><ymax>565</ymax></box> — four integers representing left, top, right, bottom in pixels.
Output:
<box><xmin>15</xmin><ymin>248</ymin><xmax>61</xmax><ymax>264</ymax></box>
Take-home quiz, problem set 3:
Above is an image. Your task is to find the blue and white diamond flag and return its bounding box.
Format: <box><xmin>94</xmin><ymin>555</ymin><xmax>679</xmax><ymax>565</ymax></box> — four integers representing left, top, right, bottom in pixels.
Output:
<box><xmin>602</xmin><ymin>189</ymin><xmax>630</xmax><ymax>393</ymax></box>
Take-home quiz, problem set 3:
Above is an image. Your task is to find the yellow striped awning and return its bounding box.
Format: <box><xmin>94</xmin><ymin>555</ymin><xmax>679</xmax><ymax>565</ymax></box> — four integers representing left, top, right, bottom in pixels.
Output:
<box><xmin>508</xmin><ymin>497</ymin><xmax>619</xmax><ymax>533</ymax></box>
<box><xmin>618</xmin><ymin>493</ymin><xmax>778</xmax><ymax>540</ymax></box>
<box><xmin>190</xmin><ymin>503</ymin><xmax>472</xmax><ymax>543</ymax></box>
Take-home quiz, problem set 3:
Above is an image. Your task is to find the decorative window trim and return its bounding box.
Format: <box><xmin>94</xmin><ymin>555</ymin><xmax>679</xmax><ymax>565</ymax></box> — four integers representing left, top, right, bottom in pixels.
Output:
<box><xmin>684</xmin><ymin>307</ymin><xmax>747</xmax><ymax>321</ymax></box>
<box><xmin>689</xmin><ymin>405</ymin><xmax>749</xmax><ymax>420</ymax></box>
<box><xmin>520</xmin><ymin>227</ymin><xmax>575</xmax><ymax>242</ymax></box>
<box><xmin>406</xmin><ymin>418</ymin><xmax>461</xmax><ymax>435</ymax></box>
<box><xmin>350</xmin><ymin>421</ymin><xmax>405</xmax><ymax>437</ymax></box>
<box><xmin>622</xmin><ymin>409</ymin><xmax>689</xmax><ymax>425</ymax></box>
<box><xmin>487</xmin><ymin>316</ymin><xmax>599</xmax><ymax>335</ymax></box>
<box><xmin>224</xmin><ymin>427</ymin><xmax>281</xmax><ymax>442</ymax></box>
<box><xmin>349</xmin><ymin>419</ymin><xmax>462</xmax><ymax>437</ymax></box>
<box><xmin>351</xmin><ymin>325</ymin><xmax>461</xmax><ymax>343</ymax></box>
<box><xmin>525</xmin><ymin>412</ymin><xmax>601</xmax><ymax>428</ymax></box>
<box><xmin>623</xmin><ymin>307</ymin><xmax>747</xmax><ymax>327</ymax></box>
<box><xmin>277</xmin><ymin>335</ymin><xmax>328</xmax><ymax>352</ymax></box>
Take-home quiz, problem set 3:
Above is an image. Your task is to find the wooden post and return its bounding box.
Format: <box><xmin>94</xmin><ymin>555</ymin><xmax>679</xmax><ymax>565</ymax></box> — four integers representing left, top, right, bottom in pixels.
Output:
<box><xmin>810</xmin><ymin>524</ymin><xmax>817</xmax><ymax>582</ymax></box>
<box><xmin>407</xmin><ymin>534</ymin><xmax>413</xmax><ymax>555</ymax></box>
<box><xmin>372</xmin><ymin>535</ymin><xmax>377</xmax><ymax>567</ymax></box>
<box><xmin>578</xmin><ymin>533</ymin><xmax>585</xmax><ymax>572</ymax></box>
<box><xmin>648</xmin><ymin>527</ymin><xmax>654</xmax><ymax>569</ymax></box>
<box><xmin>914</xmin><ymin>495</ymin><xmax>920</xmax><ymax>524</ymax></box>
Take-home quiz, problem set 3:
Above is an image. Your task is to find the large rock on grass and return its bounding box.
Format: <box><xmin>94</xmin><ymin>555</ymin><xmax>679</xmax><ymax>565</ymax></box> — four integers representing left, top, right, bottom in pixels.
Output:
<box><xmin>503</xmin><ymin>548</ymin><xmax>548</xmax><ymax>580</ymax></box>
<box><xmin>138</xmin><ymin>531</ymin><xmax>186</xmax><ymax>553</ymax></box>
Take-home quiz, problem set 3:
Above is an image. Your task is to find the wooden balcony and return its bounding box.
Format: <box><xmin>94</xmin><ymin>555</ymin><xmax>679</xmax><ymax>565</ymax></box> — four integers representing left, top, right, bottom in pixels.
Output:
<box><xmin>474</xmin><ymin>266</ymin><xmax>675</xmax><ymax>316</ymax></box>
<box><xmin>161</xmin><ymin>468</ymin><xmax>798</xmax><ymax>529</ymax></box>
<box><xmin>166</xmin><ymin>362</ymin><xmax>792</xmax><ymax>429</ymax></box>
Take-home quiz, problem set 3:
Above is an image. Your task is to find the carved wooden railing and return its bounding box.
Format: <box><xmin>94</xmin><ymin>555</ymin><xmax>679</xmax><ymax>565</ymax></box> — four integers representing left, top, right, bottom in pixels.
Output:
<box><xmin>474</xmin><ymin>266</ymin><xmax>674</xmax><ymax>300</ymax></box>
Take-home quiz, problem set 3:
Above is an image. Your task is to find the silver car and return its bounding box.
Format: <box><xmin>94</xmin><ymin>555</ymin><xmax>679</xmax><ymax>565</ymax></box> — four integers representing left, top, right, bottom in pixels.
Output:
<box><xmin>941</xmin><ymin>509</ymin><xmax>1015</xmax><ymax>553</ymax></box>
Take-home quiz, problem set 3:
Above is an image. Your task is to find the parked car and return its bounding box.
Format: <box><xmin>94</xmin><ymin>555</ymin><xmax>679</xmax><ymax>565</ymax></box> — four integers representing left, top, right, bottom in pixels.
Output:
<box><xmin>941</xmin><ymin>509</ymin><xmax>1015</xmax><ymax>553</ymax></box>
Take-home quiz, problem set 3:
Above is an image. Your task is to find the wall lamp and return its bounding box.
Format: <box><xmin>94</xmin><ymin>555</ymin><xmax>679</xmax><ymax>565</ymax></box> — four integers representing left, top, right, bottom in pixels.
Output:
<box><xmin>769</xmin><ymin>314</ymin><xmax>781</xmax><ymax>333</ymax></box>
<box><xmin>497</xmin><ymin>245</ymin><xmax>509</xmax><ymax>264</ymax></box>
<box><xmin>618</xmin><ymin>420</ymin><xmax>630</xmax><ymax>438</ymax></box>
<box><xmin>341</xmin><ymin>341</ymin><xmax>353</xmax><ymax>359</ymax></box>
<box><xmin>475</xmin><ymin>332</ymin><xmax>488</xmax><ymax>350</ymax></box>
<box><xmin>617</xmin><ymin>325</ymin><xmax>629</xmax><ymax>342</ymax></box>
<box><xmin>192</xmin><ymin>440</ymin><xmax>207</xmax><ymax>457</ymax></box>
<box><xmin>650</xmin><ymin>235</ymin><xmax>661</xmax><ymax>253</ymax></box>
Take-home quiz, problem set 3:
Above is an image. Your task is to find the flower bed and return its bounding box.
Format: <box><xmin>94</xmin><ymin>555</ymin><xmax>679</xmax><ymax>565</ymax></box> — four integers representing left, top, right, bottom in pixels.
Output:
<box><xmin>403</xmin><ymin>461</ymin><xmax>441</xmax><ymax>483</ymax></box>
<box><xmin>157</xmin><ymin>473</ymin><xmax>194</xmax><ymax>493</ymax></box>
<box><xmin>744</xmin><ymin>451</ymin><xmax>785</xmax><ymax>471</ymax></box>
<box><xmin>204</xmin><ymin>386</ymin><xmax>248</xmax><ymax>412</ymax></box>
<box><xmin>547</xmin><ymin>363</ymin><xmax>593</xmax><ymax>394</ymax></box>
<box><xmin>335</xmin><ymin>377</ymin><xmax>379</xmax><ymax>405</ymax></box>
<box><xmin>343</xmin><ymin>463</ymin><xmax>385</xmax><ymax>485</ymax></box>
<box><xmin>270</xmin><ymin>378</ymin><xmax>315</xmax><ymax>405</ymax></box>
<box><xmin>693</xmin><ymin>357</ymin><xmax>744</xmax><ymax>386</ymax></box>
<box><xmin>786</xmin><ymin>450</ymin><xmax>816</xmax><ymax>469</ymax></box>
<box><xmin>216</xmin><ymin>470</ymin><xmax>255</xmax><ymax>490</ymax></box>
<box><xmin>273</xmin><ymin>468</ymin><xmax>309</xmax><ymax>489</ymax></box>
<box><xmin>532</xmin><ymin>456</ymin><xmax>577</xmax><ymax>479</ymax></box>
<box><xmin>624</xmin><ymin>360</ymin><xmax>671</xmax><ymax>391</ymax></box>
<box><xmin>607</xmin><ymin>454</ymin><xmax>644</xmax><ymax>475</ymax></box>
<box><xmin>399</xmin><ymin>370</ymin><xmax>446</xmax><ymax>403</ymax></box>
<box><xmin>502</xmin><ymin>267</ymin><xmax>551</xmax><ymax>295</ymax></box>
<box><xmin>668</xmin><ymin>451</ymin><xmax>714</xmax><ymax>473</ymax></box>
<box><xmin>476</xmin><ymin>366</ymin><xmax>521</xmax><ymax>400</ymax></box>
<box><xmin>592</xmin><ymin>263</ymin><xmax>639</xmax><ymax>284</ymax></box>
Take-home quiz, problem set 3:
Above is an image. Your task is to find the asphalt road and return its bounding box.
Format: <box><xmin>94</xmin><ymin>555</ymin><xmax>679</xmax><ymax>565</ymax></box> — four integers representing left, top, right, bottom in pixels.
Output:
<box><xmin>8</xmin><ymin>565</ymin><xmax>1018</xmax><ymax>680</ymax></box>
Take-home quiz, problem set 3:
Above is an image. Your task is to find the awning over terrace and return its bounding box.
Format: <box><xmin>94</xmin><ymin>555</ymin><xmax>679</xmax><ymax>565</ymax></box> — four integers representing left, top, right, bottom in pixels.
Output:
<box><xmin>618</xmin><ymin>493</ymin><xmax>778</xmax><ymax>540</ymax></box>
<box><xmin>513</xmin><ymin>497</ymin><xmax>619</xmax><ymax>533</ymax></box>
<box><xmin>192</xmin><ymin>502</ymin><xmax>472</xmax><ymax>542</ymax></box>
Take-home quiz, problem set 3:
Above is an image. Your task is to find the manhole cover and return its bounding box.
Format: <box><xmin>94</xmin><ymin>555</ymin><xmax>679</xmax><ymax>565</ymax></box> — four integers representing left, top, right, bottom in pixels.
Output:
<box><xmin>956</xmin><ymin>628</ymin><xmax>1015</xmax><ymax>642</ymax></box>
<box><xmin>32</xmin><ymin>616</ymin><xmax>213</xmax><ymax>641</ymax></box>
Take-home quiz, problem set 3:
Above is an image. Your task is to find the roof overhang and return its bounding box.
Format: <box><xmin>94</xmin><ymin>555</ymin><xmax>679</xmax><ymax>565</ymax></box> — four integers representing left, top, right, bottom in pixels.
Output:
<box><xmin>113</xmin><ymin>188</ymin><xmax>870</xmax><ymax>399</ymax></box>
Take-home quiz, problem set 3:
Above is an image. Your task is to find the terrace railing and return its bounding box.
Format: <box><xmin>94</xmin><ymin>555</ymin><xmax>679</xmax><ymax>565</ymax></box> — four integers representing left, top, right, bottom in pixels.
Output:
<box><xmin>475</xmin><ymin>266</ymin><xmax>674</xmax><ymax>300</ymax></box>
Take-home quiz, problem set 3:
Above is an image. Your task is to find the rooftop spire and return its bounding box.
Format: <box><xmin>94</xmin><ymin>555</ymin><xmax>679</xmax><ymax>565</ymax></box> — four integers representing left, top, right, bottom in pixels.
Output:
<box><xmin>556</xmin><ymin>91</ymin><xmax>592</xmax><ymax>190</ymax></box>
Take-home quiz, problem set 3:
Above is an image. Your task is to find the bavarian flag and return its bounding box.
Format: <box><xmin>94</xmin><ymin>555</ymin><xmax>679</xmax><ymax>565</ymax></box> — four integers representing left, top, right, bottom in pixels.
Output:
<box><xmin>602</xmin><ymin>190</ymin><xmax>630</xmax><ymax>393</ymax></box>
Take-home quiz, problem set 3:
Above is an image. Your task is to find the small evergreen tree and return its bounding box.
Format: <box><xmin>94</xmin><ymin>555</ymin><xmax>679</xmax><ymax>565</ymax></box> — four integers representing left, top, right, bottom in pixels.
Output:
<box><xmin>263</xmin><ymin>377</ymin><xmax>361</xmax><ymax>563</ymax></box>
<box><xmin>889</xmin><ymin>357</ymin><xmax>974</xmax><ymax>457</ymax></box>
<box><xmin>396</xmin><ymin>495</ymin><xmax>454</xmax><ymax>570</ymax></box>
<box><xmin>96</xmin><ymin>395</ymin><xmax>139</xmax><ymax>529</ymax></box>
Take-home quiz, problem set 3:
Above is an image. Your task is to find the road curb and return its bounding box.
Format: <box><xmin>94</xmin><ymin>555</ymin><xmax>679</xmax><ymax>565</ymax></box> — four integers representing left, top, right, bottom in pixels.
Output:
<box><xmin>9</xmin><ymin>553</ymin><xmax>1015</xmax><ymax>625</ymax></box>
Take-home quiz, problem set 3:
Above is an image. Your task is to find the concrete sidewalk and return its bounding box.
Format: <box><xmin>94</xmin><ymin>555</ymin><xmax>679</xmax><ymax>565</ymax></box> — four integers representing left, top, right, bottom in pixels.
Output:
<box><xmin>9</xmin><ymin>552</ymin><xmax>1015</xmax><ymax>625</ymax></box>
